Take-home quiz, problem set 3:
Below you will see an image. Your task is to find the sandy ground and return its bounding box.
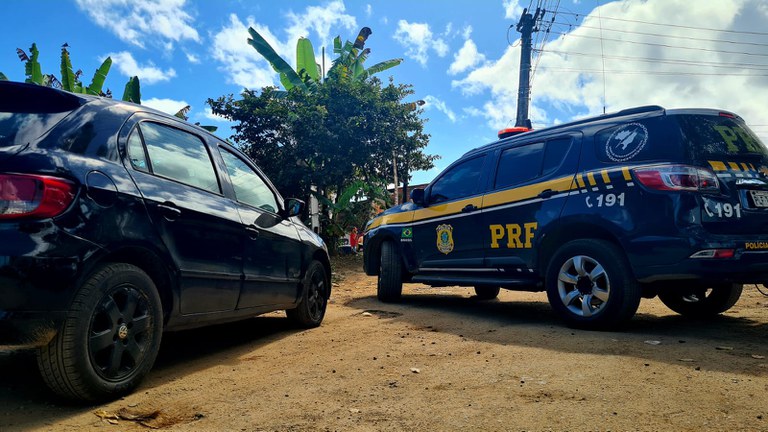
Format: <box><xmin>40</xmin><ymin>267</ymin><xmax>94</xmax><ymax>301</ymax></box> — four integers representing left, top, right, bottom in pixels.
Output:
<box><xmin>1</xmin><ymin>255</ymin><xmax>767</xmax><ymax>431</ymax></box>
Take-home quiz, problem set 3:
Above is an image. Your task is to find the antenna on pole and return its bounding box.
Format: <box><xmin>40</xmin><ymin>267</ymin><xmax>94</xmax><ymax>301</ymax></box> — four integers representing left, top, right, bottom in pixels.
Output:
<box><xmin>514</xmin><ymin>7</ymin><xmax>544</xmax><ymax>128</ymax></box>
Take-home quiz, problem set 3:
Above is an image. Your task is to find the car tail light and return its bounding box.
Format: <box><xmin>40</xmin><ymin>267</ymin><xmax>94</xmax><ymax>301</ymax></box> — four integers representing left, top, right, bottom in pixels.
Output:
<box><xmin>632</xmin><ymin>165</ymin><xmax>720</xmax><ymax>192</ymax></box>
<box><xmin>0</xmin><ymin>174</ymin><xmax>76</xmax><ymax>219</ymax></box>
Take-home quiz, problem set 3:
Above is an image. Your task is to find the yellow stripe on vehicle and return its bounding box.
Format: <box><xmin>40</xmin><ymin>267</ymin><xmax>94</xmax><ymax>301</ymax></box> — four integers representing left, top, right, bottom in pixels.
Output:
<box><xmin>728</xmin><ymin>162</ymin><xmax>741</xmax><ymax>171</ymax></box>
<box><xmin>741</xmin><ymin>163</ymin><xmax>751</xmax><ymax>171</ymax></box>
<box><xmin>601</xmin><ymin>170</ymin><xmax>611</xmax><ymax>184</ymax></box>
<box><xmin>576</xmin><ymin>174</ymin><xmax>585</xmax><ymax>188</ymax></box>
<box><xmin>622</xmin><ymin>167</ymin><xmax>632</xmax><ymax>181</ymax></box>
<box><xmin>586</xmin><ymin>172</ymin><xmax>597</xmax><ymax>187</ymax></box>
<box><xmin>708</xmin><ymin>161</ymin><xmax>727</xmax><ymax>171</ymax></box>
<box><xmin>482</xmin><ymin>176</ymin><xmax>575</xmax><ymax>208</ymax></box>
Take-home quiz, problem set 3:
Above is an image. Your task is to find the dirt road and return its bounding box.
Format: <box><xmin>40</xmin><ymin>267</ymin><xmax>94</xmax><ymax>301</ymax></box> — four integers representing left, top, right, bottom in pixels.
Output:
<box><xmin>1</xmin><ymin>255</ymin><xmax>767</xmax><ymax>431</ymax></box>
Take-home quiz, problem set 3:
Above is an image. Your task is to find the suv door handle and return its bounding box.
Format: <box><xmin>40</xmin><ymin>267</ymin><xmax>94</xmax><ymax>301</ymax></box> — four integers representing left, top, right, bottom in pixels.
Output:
<box><xmin>157</xmin><ymin>203</ymin><xmax>181</xmax><ymax>220</ymax></box>
<box><xmin>245</xmin><ymin>225</ymin><xmax>260</xmax><ymax>240</ymax></box>
<box><xmin>538</xmin><ymin>189</ymin><xmax>557</xmax><ymax>199</ymax></box>
<box><xmin>461</xmin><ymin>204</ymin><xmax>478</xmax><ymax>213</ymax></box>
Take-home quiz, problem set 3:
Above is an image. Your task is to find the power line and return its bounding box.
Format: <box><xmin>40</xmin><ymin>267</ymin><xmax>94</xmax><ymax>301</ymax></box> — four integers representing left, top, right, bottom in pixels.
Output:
<box><xmin>557</xmin><ymin>10</ymin><xmax>768</xmax><ymax>36</ymax></box>
<box><xmin>551</xmin><ymin>30</ymin><xmax>768</xmax><ymax>58</ymax></box>
<box><xmin>535</xmin><ymin>49</ymin><xmax>768</xmax><ymax>71</ymax></box>
<box><xmin>535</xmin><ymin>66</ymin><xmax>768</xmax><ymax>77</ymax></box>
<box><xmin>552</xmin><ymin>21</ymin><xmax>768</xmax><ymax>48</ymax></box>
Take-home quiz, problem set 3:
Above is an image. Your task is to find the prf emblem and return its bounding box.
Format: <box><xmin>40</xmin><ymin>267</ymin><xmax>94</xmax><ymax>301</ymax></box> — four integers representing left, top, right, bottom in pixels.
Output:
<box><xmin>436</xmin><ymin>224</ymin><xmax>454</xmax><ymax>254</ymax></box>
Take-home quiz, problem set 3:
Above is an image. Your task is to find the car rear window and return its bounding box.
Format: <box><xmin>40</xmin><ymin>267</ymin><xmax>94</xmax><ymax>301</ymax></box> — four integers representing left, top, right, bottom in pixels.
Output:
<box><xmin>595</xmin><ymin>116</ymin><xmax>684</xmax><ymax>164</ymax></box>
<box><xmin>676</xmin><ymin>114</ymin><xmax>768</xmax><ymax>160</ymax></box>
<box><xmin>0</xmin><ymin>84</ymin><xmax>82</xmax><ymax>148</ymax></box>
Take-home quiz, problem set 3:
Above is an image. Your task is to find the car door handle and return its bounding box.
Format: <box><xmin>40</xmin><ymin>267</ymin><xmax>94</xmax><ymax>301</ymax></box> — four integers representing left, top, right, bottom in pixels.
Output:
<box><xmin>245</xmin><ymin>225</ymin><xmax>260</xmax><ymax>240</ymax></box>
<box><xmin>538</xmin><ymin>189</ymin><xmax>557</xmax><ymax>199</ymax></box>
<box><xmin>461</xmin><ymin>204</ymin><xmax>478</xmax><ymax>213</ymax></box>
<box><xmin>157</xmin><ymin>203</ymin><xmax>181</xmax><ymax>220</ymax></box>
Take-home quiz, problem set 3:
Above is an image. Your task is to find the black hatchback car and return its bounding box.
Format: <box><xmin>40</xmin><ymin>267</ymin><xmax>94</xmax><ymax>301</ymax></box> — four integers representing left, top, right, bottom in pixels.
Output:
<box><xmin>0</xmin><ymin>81</ymin><xmax>331</xmax><ymax>401</ymax></box>
<box><xmin>364</xmin><ymin>105</ymin><xmax>768</xmax><ymax>329</ymax></box>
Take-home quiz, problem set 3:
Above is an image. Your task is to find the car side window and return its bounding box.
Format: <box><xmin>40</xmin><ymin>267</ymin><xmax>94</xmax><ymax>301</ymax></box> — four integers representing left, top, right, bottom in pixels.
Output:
<box><xmin>429</xmin><ymin>155</ymin><xmax>486</xmax><ymax>204</ymax></box>
<box><xmin>138</xmin><ymin>122</ymin><xmax>220</xmax><ymax>194</ymax></box>
<box><xmin>494</xmin><ymin>142</ymin><xmax>545</xmax><ymax>189</ymax></box>
<box><xmin>219</xmin><ymin>147</ymin><xmax>279</xmax><ymax>213</ymax></box>
<box><xmin>127</xmin><ymin>130</ymin><xmax>149</xmax><ymax>172</ymax></box>
<box><xmin>541</xmin><ymin>137</ymin><xmax>573</xmax><ymax>177</ymax></box>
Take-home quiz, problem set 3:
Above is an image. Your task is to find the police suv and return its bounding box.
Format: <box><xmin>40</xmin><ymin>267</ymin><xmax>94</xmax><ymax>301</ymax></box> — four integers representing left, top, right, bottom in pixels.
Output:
<box><xmin>363</xmin><ymin>106</ymin><xmax>768</xmax><ymax>329</ymax></box>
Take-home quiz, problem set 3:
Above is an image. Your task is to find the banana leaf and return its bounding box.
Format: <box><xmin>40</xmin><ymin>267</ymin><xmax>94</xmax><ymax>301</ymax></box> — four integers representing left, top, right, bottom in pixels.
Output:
<box><xmin>174</xmin><ymin>105</ymin><xmax>191</xmax><ymax>120</ymax></box>
<box><xmin>0</xmin><ymin>72</ymin><xmax>7</xmax><ymax>81</ymax></box>
<box><xmin>296</xmin><ymin>37</ymin><xmax>319</xmax><ymax>82</ymax></box>
<box><xmin>86</xmin><ymin>57</ymin><xmax>112</xmax><ymax>96</ymax></box>
<box><xmin>59</xmin><ymin>47</ymin><xmax>76</xmax><ymax>92</ymax></box>
<box><xmin>247</xmin><ymin>27</ymin><xmax>305</xmax><ymax>91</ymax></box>
<box><xmin>24</xmin><ymin>44</ymin><xmax>43</xmax><ymax>85</ymax></box>
<box><xmin>359</xmin><ymin>58</ymin><xmax>403</xmax><ymax>80</ymax></box>
<box><xmin>122</xmin><ymin>76</ymin><xmax>141</xmax><ymax>104</ymax></box>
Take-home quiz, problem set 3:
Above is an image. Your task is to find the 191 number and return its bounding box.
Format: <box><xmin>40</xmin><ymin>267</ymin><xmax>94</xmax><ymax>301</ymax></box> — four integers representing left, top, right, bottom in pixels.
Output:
<box><xmin>586</xmin><ymin>193</ymin><xmax>625</xmax><ymax>208</ymax></box>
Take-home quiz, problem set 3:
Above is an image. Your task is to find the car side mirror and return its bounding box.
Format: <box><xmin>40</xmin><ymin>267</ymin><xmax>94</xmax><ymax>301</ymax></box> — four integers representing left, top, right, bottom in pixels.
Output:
<box><xmin>284</xmin><ymin>198</ymin><xmax>305</xmax><ymax>218</ymax></box>
<box><xmin>411</xmin><ymin>188</ymin><xmax>426</xmax><ymax>206</ymax></box>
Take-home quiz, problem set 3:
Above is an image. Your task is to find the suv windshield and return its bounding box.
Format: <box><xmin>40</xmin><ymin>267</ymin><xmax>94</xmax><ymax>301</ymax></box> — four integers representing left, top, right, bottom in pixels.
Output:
<box><xmin>677</xmin><ymin>114</ymin><xmax>768</xmax><ymax>160</ymax></box>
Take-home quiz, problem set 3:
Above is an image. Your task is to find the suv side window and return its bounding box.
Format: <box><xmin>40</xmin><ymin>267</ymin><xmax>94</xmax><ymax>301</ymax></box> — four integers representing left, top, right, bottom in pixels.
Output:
<box><xmin>219</xmin><ymin>147</ymin><xmax>279</xmax><ymax>213</ymax></box>
<box><xmin>127</xmin><ymin>130</ymin><xmax>149</xmax><ymax>172</ymax></box>
<box><xmin>138</xmin><ymin>122</ymin><xmax>220</xmax><ymax>194</ymax></box>
<box><xmin>494</xmin><ymin>142</ymin><xmax>544</xmax><ymax>189</ymax></box>
<box><xmin>429</xmin><ymin>155</ymin><xmax>486</xmax><ymax>204</ymax></box>
<box><xmin>494</xmin><ymin>138</ymin><xmax>573</xmax><ymax>190</ymax></box>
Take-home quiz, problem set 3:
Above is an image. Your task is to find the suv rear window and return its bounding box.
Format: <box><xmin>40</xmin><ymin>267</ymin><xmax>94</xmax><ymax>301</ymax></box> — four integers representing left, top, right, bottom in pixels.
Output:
<box><xmin>0</xmin><ymin>84</ymin><xmax>82</xmax><ymax>149</ymax></box>
<box><xmin>595</xmin><ymin>116</ymin><xmax>684</xmax><ymax>164</ymax></box>
<box><xmin>676</xmin><ymin>114</ymin><xmax>768</xmax><ymax>160</ymax></box>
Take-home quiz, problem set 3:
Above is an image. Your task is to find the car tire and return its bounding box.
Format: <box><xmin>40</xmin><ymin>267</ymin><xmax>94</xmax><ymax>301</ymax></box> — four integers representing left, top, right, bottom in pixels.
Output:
<box><xmin>377</xmin><ymin>240</ymin><xmax>403</xmax><ymax>302</ymax></box>
<box><xmin>474</xmin><ymin>286</ymin><xmax>500</xmax><ymax>300</ymax></box>
<box><xmin>36</xmin><ymin>263</ymin><xmax>163</xmax><ymax>402</ymax></box>
<box><xmin>657</xmin><ymin>283</ymin><xmax>742</xmax><ymax>318</ymax></box>
<box><xmin>286</xmin><ymin>261</ymin><xmax>328</xmax><ymax>328</ymax></box>
<box><xmin>545</xmin><ymin>239</ymin><xmax>641</xmax><ymax>329</ymax></box>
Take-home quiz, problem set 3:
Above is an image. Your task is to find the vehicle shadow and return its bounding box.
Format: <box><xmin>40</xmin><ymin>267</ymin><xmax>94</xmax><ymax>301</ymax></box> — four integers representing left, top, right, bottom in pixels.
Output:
<box><xmin>0</xmin><ymin>315</ymin><xmax>298</xmax><ymax>430</ymax></box>
<box><xmin>344</xmin><ymin>292</ymin><xmax>768</xmax><ymax>376</ymax></box>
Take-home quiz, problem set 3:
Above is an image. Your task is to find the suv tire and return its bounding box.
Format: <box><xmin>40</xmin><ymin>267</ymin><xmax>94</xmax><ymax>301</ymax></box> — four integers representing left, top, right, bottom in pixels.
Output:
<box><xmin>474</xmin><ymin>286</ymin><xmax>500</xmax><ymax>300</ymax></box>
<box><xmin>377</xmin><ymin>241</ymin><xmax>403</xmax><ymax>302</ymax></box>
<box><xmin>545</xmin><ymin>239</ymin><xmax>641</xmax><ymax>329</ymax></box>
<box><xmin>287</xmin><ymin>261</ymin><xmax>328</xmax><ymax>328</ymax></box>
<box><xmin>37</xmin><ymin>263</ymin><xmax>163</xmax><ymax>402</ymax></box>
<box><xmin>657</xmin><ymin>283</ymin><xmax>742</xmax><ymax>318</ymax></box>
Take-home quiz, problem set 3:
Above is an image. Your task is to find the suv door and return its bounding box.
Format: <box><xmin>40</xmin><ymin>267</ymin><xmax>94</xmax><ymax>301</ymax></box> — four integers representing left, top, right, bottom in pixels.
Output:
<box><xmin>414</xmin><ymin>153</ymin><xmax>490</xmax><ymax>269</ymax></box>
<box><xmin>124</xmin><ymin>119</ymin><xmax>243</xmax><ymax>314</ymax></box>
<box><xmin>483</xmin><ymin>134</ymin><xmax>581</xmax><ymax>270</ymax></box>
<box><xmin>217</xmin><ymin>146</ymin><xmax>303</xmax><ymax>308</ymax></box>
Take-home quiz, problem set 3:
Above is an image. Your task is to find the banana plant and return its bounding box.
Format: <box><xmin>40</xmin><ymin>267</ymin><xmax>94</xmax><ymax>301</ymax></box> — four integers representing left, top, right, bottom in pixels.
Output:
<box><xmin>246</xmin><ymin>26</ymin><xmax>402</xmax><ymax>93</ymax></box>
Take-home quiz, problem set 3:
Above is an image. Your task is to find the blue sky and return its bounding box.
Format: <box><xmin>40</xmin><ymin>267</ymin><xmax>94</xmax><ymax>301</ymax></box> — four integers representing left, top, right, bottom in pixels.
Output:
<box><xmin>2</xmin><ymin>0</ymin><xmax>768</xmax><ymax>185</ymax></box>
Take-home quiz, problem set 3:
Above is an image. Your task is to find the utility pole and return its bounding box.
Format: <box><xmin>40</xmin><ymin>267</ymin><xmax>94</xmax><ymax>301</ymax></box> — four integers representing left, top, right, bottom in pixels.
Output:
<box><xmin>515</xmin><ymin>7</ymin><xmax>544</xmax><ymax>127</ymax></box>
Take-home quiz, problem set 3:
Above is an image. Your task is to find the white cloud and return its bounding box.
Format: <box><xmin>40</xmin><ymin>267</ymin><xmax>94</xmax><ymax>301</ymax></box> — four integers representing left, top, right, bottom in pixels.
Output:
<box><xmin>211</xmin><ymin>2</ymin><xmax>357</xmax><ymax>90</ymax></box>
<box><xmin>203</xmin><ymin>108</ymin><xmax>230</xmax><ymax>122</ymax></box>
<box><xmin>448</xmin><ymin>39</ymin><xmax>486</xmax><ymax>75</ymax></box>
<box><xmin>185</xmin><ymin>52</ymin><xmax>200</xmax><ymax>64</ymax></box>
<box><xmin>143</xmin><ymin>98</ymin><xmax>188</xmax><ymax>116</ymax></box>
<box><xmin>454</xmin><ymin>0</ymin><xmax>768</xmax><ymax>139</ymax></box>
<box><xmin>393</xmin><ymin>20</ymin><xmax>449</xmax><ymax>67</ymax></box>
<box><xmin>461</xmin><ymin>25</ymin><xmax>473</xmax><ymax>40</ymax></box>
<box><xmin>503</xmin><ymin>0</ymin><xmax>524</xmax><ymax>20</ymax></box>
<box><xmin>366</xmin><ymin>4</ymin><xmax>372</xmax><ymax>18</ymax></box>
<box><xmin>108</xmin><ymin>51</ymin><xmax>176</xmax><ymax>84</ymax></box>
<box><xmin>75</xmin><ymin>0</ymin><xmax>199</xmax><ymax>48</ymax></box>
<box><xmin>423</xmin><ymin>95</ymin><xmax>457</xmax><ymax>123</ymax></box>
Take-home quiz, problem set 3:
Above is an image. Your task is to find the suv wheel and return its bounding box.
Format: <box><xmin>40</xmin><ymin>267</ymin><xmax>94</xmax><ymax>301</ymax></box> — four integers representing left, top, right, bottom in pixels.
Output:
<box><xmin>377</xmin><ymin>240</ymin><xmax>403</xmax><ymax>302</ymax></box>
<box><xmin>287</xmin><ymin>261</ymin><xmax>328</xmax><ymax>328</ymax></box>
<box><xmin>474</xmin><ymin>286</ymin><xmax>500</xmax><ymax>300</ymax></box>
<box><xmin>657</xmin><ymin>283</ymin><xmax>742</xmax><ymax>318</ymax></box>
<box><xmin>37</xmin><ymin>263</ymin><xmax>163</xmax><ymax>402</ymax></box>
<box><xmin>545</xmin><ymin>239</ymin><xmax>641</xmax><ymax>329</ymax></box>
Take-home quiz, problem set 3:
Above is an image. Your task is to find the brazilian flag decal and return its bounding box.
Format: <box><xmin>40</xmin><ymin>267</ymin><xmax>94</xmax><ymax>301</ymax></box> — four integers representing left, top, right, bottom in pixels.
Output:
<box><xmin>401</xmin><ymin>227</ymin><xmax>413</xmax><ymax>239</ymax></box>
